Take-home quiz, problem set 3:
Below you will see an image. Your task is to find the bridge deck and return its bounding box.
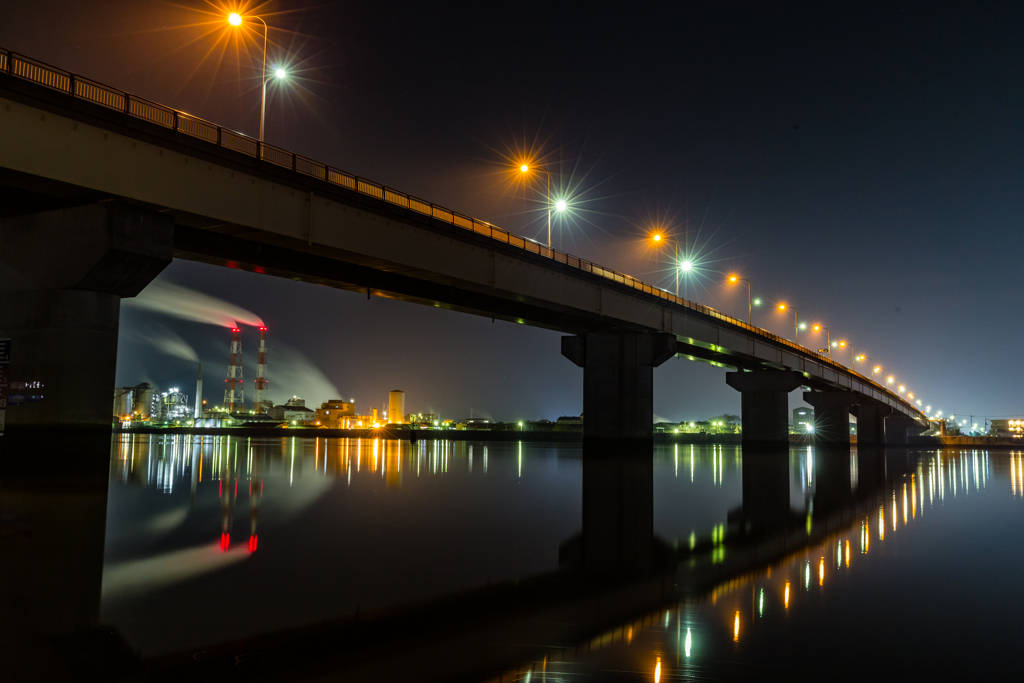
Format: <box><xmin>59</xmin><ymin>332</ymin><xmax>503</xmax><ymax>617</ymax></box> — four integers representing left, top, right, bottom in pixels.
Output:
<box><xmin>0</xmin><ymin>46</ymin><xmax>924</xmax><ymax>422</ymax></box>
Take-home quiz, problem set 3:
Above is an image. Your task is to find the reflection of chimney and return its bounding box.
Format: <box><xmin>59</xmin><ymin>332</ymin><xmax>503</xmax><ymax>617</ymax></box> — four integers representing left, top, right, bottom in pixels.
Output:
<box><xmin>194</xmin><ymin>364</ymin><xmax>203</xmax><ymax>419</ymax></box>
<box><xmin>224</xmin><ymin>327</ymin><xmax>243</xmax><ymax>413</ymax></box>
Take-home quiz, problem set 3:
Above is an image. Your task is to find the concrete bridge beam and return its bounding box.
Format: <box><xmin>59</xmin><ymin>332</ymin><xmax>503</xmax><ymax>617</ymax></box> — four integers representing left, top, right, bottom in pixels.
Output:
<box><xmin>726</xmin><ymin>370</ymin><xmax>805</xmax><ymax>447</ymax></box>
<box><xmin>803</xmin><ymin>391</ymin><xmax>858</xmax><ymax>445</ymax></box>
<box><xmin>0</xmin><ymin>203</ymin><xmax>172</xmax><ymax>438</ymax></box>
<box><xmin>561</xmin><ymin>331</ymin><xmax>676</xmax><ymax>442</ymax></box>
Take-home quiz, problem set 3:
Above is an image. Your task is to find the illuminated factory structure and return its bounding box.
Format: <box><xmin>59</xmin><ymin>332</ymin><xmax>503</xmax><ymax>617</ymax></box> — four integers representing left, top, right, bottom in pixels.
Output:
<box><xmin>223</xmin><ymin>326</ymin><xmax>244</xmax><ymax>413</ymax></box>
<box><xmin>252</xmin><ymin>325</ymin><xmax>270</xmax><ymax>414</ymax></box>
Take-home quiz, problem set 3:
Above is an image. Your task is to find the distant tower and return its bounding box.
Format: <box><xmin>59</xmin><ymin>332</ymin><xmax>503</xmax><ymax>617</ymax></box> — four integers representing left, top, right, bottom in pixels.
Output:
<box><xmin>388</xmin><ymin>390</ymin><xmax>405</xmax><ymax>424</ymax></box>
<box><xmin>194</xmin><ymin>363</ymin><xmax>203</xmax><ymax>419</ymax></box>
<box><xmin>224</xmin><ymin>327</ymin><xmax>244</xmax><ymax>413</ymax></box>
<box><xmin>253</xmin><ymin>326</ymin><xmax>268</xmax><ymax>413</ymax></box>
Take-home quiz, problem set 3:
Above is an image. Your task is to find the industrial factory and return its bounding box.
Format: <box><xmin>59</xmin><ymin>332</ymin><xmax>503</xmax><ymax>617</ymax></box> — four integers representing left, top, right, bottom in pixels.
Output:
<box><xmin>115</xmin><ymin>325</ymin><xmax>416</xmax><ymax>431</ymax></box>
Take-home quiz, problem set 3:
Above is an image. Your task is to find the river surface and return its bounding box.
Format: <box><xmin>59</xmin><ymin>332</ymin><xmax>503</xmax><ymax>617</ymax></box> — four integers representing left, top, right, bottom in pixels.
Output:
<box><xmin>99</xmin><ymin>435</ymin><xmax>1023</xmax><ymax>679</ymax></box>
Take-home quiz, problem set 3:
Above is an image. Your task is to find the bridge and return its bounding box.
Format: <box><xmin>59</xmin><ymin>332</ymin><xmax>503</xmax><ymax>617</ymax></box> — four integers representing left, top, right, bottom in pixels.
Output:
<box><xmin>0</xmin><ymin>47</ymin><xmax>926</xmax><ymax>449</ymax></box>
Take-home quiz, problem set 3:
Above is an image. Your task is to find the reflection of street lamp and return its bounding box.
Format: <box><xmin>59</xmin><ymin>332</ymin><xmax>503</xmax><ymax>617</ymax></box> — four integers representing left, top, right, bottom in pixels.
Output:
<box><xmin>519</xmin><ymin>164</ymin><xmax>567</xmax><ymax>249</ymax></box>
<box><xmin>728</xmin><ymin>275</ymin><xmax>752</xmax><ymax>325</ymax></box>
<box><xmin>228</xmin><ymin>11</ymin><xmax>286</xmax><ymax>142</ymax></box>
<box><xmin>777</xmin><ymin>303</ymin><xmax>799</xmax><ymax>344</ymax></box>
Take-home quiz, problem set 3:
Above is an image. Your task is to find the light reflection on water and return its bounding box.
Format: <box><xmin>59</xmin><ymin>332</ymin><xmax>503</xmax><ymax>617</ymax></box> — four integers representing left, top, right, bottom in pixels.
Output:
<box><xmin>102</xmin><ymin>438</ymin><xmax>1024</xmax><ymax>677</ymax></box>
<box><xmin>102</xmin><ymin>436</ymin><xmax>755</xmax><ymax>654</ymax></box>
<box><xmin>496</xmin><ymin>449</ymin><xmax>1024</xmax><ymax>682</ymax></box>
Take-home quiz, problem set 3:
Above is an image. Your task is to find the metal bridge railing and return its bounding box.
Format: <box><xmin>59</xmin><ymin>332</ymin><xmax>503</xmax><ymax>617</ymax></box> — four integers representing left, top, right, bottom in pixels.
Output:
<box><xmin>0</xmin><ymin>46</ymin><xmax>923</xmax><ymax>419</ymax></box>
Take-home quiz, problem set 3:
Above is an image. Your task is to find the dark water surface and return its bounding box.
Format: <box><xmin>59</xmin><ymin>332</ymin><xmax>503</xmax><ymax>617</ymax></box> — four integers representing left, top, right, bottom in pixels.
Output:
<box><xmin>98</xmin><ymin>436</ymin><xmax>1024</xmax><ymax>679</ymax></box>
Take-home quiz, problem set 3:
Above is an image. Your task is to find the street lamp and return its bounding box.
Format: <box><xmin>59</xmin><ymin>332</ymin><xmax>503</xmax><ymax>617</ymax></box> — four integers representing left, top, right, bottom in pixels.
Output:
<box><xmin>811</xmin><ymin>324</ymin><xmax>832</xmax><ymax>360</ymax></box>
<box><xmin>728</xmin><ymin>275</ymin><xmax>753</xmax><ymax>325</ymax></box>
<box><xmin>228</xmin><ymin>11</ymin><xmax>283</xmax><ymax>142</ymax></box>
<box><xmin>518</xmin><ymin>164</ymin><xmax>566</xmax><ymax>249</ymax></box>
<box><xmin>651</xmin><ymin>231</ymin><xmax>690</xmax><ymax>297</ymax></box>
<box><xmin>777</xmin><ymin>303</ymin><xmax>799</xmax><ymax>344</ymax></box>
<box><xmin>833</xmin><ymin>340</ymin><xmax>860</xmax><ymax>372</ymax></box>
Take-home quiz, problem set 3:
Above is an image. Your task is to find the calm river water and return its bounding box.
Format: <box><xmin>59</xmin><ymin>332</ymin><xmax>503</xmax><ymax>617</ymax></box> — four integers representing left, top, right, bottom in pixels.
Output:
<box><xmin>100</xmin><ymin>435</ymin><xmax>1023</xmax><ymax>679</ymax></box>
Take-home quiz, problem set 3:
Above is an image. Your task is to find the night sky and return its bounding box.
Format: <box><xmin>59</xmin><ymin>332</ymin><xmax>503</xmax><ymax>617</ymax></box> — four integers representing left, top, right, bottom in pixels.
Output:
<box><xmin>3</xmin><ymin>1</ymin><xmax>1022</xmax><ymax>424</ymax></box>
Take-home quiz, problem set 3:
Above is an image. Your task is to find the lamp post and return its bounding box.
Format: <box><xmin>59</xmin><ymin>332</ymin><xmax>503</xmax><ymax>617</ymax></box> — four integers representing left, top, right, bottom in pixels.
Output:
<box><xmin>811</xmin><ymin>324</ymin><xmax>831</xmax><ymax>360</ymax></box>
<box><xmin>652</xmin><ymin>232</ymin><xmax>691</xmax><ymax>297</ymax></box>
<box><xmin>728</xmin><ymin>275</ymin><xmax>752</xmax><ymax>325</ymax></box>
<box><xmin>228</xmin><ymin>12</ymin><xmax>284</xmax><ymax>142</ymax></box>
<box><xmin>777</xmin><ymin>303</ymin><xmax>799</xmax><ymax>344</ymax></box>
<box><xmin>519</xmin><ymin>164</ymin><xmax>566</xmax><ymax>249</ymax></box>
<box><xmin>834</xmin><ymin>340</ymin><xmax>859</xmax><ymax>372</ymax></box>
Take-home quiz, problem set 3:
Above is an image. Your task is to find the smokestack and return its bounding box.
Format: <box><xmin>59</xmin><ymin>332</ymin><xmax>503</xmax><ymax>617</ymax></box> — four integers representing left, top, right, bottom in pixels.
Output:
<box><xmin>194</xmin><ymin>363</ymin><xmax>203</xmax><ymax>419</ymax></box>
<box><xmin>224</xmin><ymin>327</ymin><xmax>244</xmax><ymax>413</ymax></box>
<box><xmin>254</xmin><ymin>326</ymin><xmax>268</xmax><ymax>414</ymax></box>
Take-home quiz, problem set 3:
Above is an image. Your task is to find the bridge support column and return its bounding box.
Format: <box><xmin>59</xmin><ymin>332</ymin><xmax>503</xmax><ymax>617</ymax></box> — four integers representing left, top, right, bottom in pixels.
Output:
<box><xmin>884</xmin><ymin>413</ymin><xmax>914</xmax><ymax>445</ymax></box>
<box><xmin>726</xmin><ymin>371</ymin><xmax>804</xmax><ymax>447</ymax></box>
<box><xmin>803</xmin><ymin>391</ymin><xmax>857</xmax><ymax>445</ymax></box>
<box><xmin>855</xmin><ymin>403</ymin><xmax>889</xmax><ymax>446</ymax></box>
<box><xmin>0</xmin><ymin>203</ymin><xmax>172</xmax><ymax>446</ymax></box>
<box><xmin>561</xmin><ymin>331</ymin><xmax>676</xmax><ymax>443</ymax></box>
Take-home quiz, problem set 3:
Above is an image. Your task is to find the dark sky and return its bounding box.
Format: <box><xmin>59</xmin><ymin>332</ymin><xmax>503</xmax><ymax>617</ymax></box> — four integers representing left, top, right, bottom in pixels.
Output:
<box><xmin>3</xmin><ymin>1</ymin><xmax>1022</xmax><ymax>424</ymax></box>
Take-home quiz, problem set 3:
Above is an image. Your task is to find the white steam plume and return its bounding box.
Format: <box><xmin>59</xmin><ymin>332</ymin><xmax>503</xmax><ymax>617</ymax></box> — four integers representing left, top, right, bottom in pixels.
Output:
<box><xmin>125</xmin><ymin>280</ymin><xmax>265</xmax><ymax>328</ymax></box>
<box><xmin>268</xmin><ymin>345</ymin><xmax>340</xmax><ymax>407</ymax></box>
<box><xmin>135</xmin><ymin>324</ymin><xmax>200</xmax><ymax>363</ymax></box>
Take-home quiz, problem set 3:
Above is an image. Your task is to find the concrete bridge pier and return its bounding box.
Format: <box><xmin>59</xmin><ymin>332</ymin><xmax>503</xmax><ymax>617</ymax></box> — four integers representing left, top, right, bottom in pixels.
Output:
<box><xmin>0</xmin><ymin>203</ymin><xmax>172</xmax><ymax>451</ymax></box>
<box><xmin>854</xmin><ymin>403</ymin><xmax>890</xmax><ymax>446</ymax></box>
<box><xmin>803</xmin><ymin>391</ymin><xmax>857</xmax><ymax>445</ymax></box>
<box><xmin>726</xmin><ymin>370</ymin><xmax>805</xmax><ymax>447</ymax></box>
<box><xmin>561</xmin><ymin>331</ymin><xmax>676</xmax><ymax>444</ymax></box>
<box><xmin>884</xmin><ymin>413</ymin><xmax>915</xmax><ymax>445</ymax></box>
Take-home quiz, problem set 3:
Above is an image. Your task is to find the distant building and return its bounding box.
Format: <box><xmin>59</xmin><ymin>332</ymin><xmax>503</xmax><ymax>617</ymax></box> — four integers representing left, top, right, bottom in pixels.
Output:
<box><xmin>553</xmin><ymin>416</ymin><xmax>583</xmax><ymax>432</ymax></box>
<box><xmin>991</xmin><ymin>419</ymin><xmax>1024</xmax><ymax>437</ymax></box>
<box><xmin>315</xmin><ymin>400</ymin><xmax>384</xmax><ymax>429</ymax></box>
<box><xmin>406</xmin><ymin>412</ymin><xmax>437</xmax><ymax>427</ymax></box>
<box><xmin>793</xmin><ymin>407</ymin><xmax>813</xmax><ymax>433</ymax></box>
<box><xmin>388</xmin><ymin>390</ymin><xmax>406</xmax><ymax>424</ymax></box>
<box><xmin>316</xmin><ymin>399</ymin><xmax>355</xmax><ymax>428</ymax></box>
<box><xmin>268</xmin><ymin>403</ymin><xmax>316</xmax><ymax>424</ymax></box>
<box><xmin>285</xmin><ymin>396</ymin><xmax>306</xmax><ymax>408</ymax></box>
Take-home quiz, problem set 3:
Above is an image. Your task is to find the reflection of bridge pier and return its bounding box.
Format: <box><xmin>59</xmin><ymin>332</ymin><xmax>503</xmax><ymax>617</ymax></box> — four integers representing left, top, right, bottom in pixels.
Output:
<box><xmin>734</xmin><ymin>447</ymin><xmax>791</xmax><ymax>532</ymax></box>
<box><xmin>0</xmin><ymin>434</ymin><xmax>127</xmax><ymax>672</ymax></box>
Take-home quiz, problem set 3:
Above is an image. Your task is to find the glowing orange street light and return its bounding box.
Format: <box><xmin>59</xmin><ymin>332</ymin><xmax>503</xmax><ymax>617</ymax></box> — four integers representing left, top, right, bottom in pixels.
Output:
<box><xmin>777</xmin><ymin>303</ymin><xmax>799</xmax><ymax>344</ymax></box>
<box><xmin>728</xmin><ymin>275</ymin><xmax>752</xmax><ymax>325</ymax></box>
